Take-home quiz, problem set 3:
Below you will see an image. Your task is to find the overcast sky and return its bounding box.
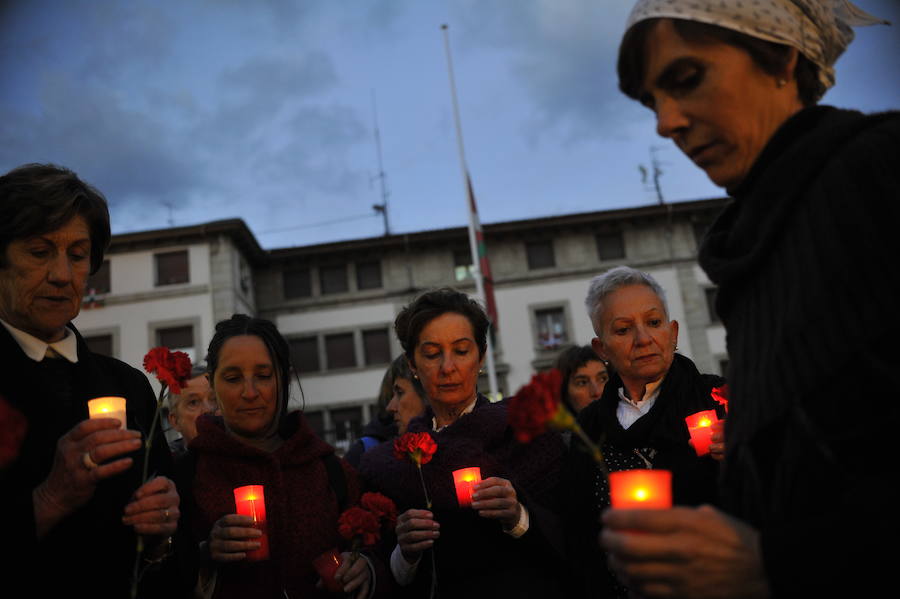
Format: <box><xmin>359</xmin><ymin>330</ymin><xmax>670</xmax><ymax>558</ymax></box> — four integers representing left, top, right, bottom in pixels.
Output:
<box><xmin>2</xmin><ymin>0</ymin><xmax>898</xmax><ymax>249</ymax></box>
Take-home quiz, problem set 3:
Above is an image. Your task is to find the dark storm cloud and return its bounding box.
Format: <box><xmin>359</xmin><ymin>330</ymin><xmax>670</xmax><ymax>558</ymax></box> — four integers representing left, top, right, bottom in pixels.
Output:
<box><xmin>452</xmin><ymin>0</ymin><xmax>647</xmax><ymax>144</ymax></box>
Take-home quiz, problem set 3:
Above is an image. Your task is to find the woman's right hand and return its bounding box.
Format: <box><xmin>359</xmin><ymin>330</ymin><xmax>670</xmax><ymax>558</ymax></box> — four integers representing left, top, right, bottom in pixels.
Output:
<box><xmin>207</xmin><ymin>514</ymin><xmax>263</xmax><ymax>562</ymax></box>
<box><xmin>33</xmin><ymin>418</ymin><xmax>143</xmax><ymax>537</ymax></box>
<box><xmin>395</xmin><ymin>508</ymin><xmax>440</xmax><ymax>563</ymax></box>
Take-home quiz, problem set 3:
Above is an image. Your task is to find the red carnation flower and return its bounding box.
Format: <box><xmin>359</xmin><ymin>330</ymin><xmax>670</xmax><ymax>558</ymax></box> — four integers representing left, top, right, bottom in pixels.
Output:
<box><xmin>711</xmin><ymin>384</ymin><xmax>729</xmax><ymax>413</ymax></box>
<box><xmin>338</xmin><ymin>506</ymin><xmax>381</xmax><ymax>547</ymax></box>
<box><xmin>0</xmin><ymin>396</ymin><xmax>28</xmax><ymax>469</ymax></box>
<box><xmin>393</xmin><ymin>431</ymin><xmax>437</xmax><ymax>466</ymax></box>
<box><xmin>360</xmin><ymin>492</ymin><xmax>397</xmax><ymax>528</ymax></box>
<box><xmin>507</xmin><ymin>369</ymin><xmax>569</xmax><ymax>443</ymax></box>
<box><xmin>143</xmin><ymin>347</ymin><xmax>193</xmax><ymax>394</ymax></box>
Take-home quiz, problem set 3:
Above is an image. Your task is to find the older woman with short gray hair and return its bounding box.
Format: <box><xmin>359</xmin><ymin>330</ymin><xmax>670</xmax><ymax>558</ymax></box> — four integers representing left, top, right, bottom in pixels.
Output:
<box><xmin>566</xmin><ymin>265</ymin><xmax>725</xmax><ymax>598</ymax></box>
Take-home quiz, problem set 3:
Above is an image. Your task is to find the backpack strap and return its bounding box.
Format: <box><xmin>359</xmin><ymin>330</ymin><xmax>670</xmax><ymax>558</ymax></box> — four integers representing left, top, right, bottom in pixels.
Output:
<box><xmin>323</xmin><ymin>453</ymin><xmax>348</xmax><ymax>511</ymax></box>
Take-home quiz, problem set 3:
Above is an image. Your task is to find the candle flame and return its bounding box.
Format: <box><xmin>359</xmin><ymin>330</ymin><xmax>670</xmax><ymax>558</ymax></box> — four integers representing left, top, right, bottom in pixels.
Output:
<box><xmin>699</xmin><ymin>418</ymin><xmax>711</xmax><ymax>427</ymax></box>
<box><xmin>634</xmin><ymin>488</ymin><xmax>649</xmax><ymax>501</ymax></box>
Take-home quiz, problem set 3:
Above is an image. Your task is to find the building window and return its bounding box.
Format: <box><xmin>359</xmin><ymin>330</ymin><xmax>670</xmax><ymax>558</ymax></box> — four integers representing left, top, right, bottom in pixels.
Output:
<box><xmin>325</xmin><ymin>332</ymin><xmax>356</xmax><ymax>369</ymax></box>
<box><xmin>289</xmin><ymin>336</ymin><xmax>320</xmax><ymax>374</ymax></box>
<box><xmin>84</xmin><ymin>333</ymin><xmax>113</xmax><ymax>357</ymax></box>
<box><xmin>283</xmin><ymin>266</ymin><xmax>312</xmax><ymax>299</ymax></box>
<box><xmin>155</xmin><ymin>250</ymin><xmax>189</xmax><ymax>286</ymax></box>
<box><xmin>85</xmin><ymin>260</ymin><xmax>111</xmax><ymax>295</ymax></box>
<box><xmin>362</xmin><ymin>328</ymin><xmax>391</xmax><ymax>366</ymax></box>
<box><xmin>155</xmin><ymin>324</ymin><xmax>195</xmax><ymax>362</ymax></box>
<box><xmin>320</xmin><ymin>264</ymin><xmax>348</xmax><ymax>295</ymax></box>
<box><xmin>596</xmin><ymin>230</ymin><xmax>626</xmax><ymax>261</ymax></box>
<box><xmin>331</xmin><ymin>406</ymin><xmax>363</xmax><ymax>445</ymax></box>
<box><xmin>453</xmin><ymin>249</ymin><xmax>474</xmax><ymax>281</ymax></box>
<box><xmin>525</xmin><ymin>240</ymin><xmax>555</xmax><ymax>270</ymax></box>
<box><xmin>705</xmin><ymin>287</ymin><xmax>720</xmax><ymax>323</ymax></box>
<box><xmin>356</xmin><ymin>261</ymin><xmax>382</xmax><ymax>290</ymax></box>
<box><xmin>534</xmin><ymin>307</ymin><xmax>568</xmax><ymax>350</ymax></box>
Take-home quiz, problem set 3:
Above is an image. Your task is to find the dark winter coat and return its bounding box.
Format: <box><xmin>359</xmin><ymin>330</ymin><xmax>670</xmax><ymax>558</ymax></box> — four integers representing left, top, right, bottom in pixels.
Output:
<box><xmin>0</xmin><ymin>323</ymin><xmax>175</xmax><ymax>598</ymax></box>
<box><xmin>699</xmin><ymin>105</ymin><xmax>900</xmax><ymax>597</ymax></box>
<box><xmin>358</xmin><ymin>395</ymin><xmax>571</xmax><ymax>599</ymax></box>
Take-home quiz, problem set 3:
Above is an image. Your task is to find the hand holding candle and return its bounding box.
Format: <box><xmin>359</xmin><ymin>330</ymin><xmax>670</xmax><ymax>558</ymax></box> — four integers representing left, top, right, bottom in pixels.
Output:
<box><xmin>685</xmin><ymin>409</ymin><xmax>720</xmax><ymax>457</ymax></box>
<box><xmin>452</xmin><ymin>467</ymin><xmax>482</xmax><ymax>508</ymax></box>
<box><xmin>233</xmin><ymin>485</ymin><xmax>270</xmax><ymax>561</ymax></box>
<box><xmin>313</xmin><ymin>549</ymin><xmax>344</xmax><ymax>593</ymax></box>
<box><xmin>88</xmin><ymin>396</ymin><xmax>127</xmax><ymax>429</ymax></box>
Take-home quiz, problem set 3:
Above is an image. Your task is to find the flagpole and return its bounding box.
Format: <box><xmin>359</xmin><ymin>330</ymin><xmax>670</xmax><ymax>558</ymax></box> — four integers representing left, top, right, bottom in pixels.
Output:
<box><xmin>441</xmin><ymin>23</ymin><xmax>500</xmax><ymax>399</ymax></box>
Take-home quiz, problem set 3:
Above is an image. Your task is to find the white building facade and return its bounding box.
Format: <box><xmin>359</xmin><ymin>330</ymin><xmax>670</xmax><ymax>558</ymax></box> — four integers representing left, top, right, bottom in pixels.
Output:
<box><xmin>75</xmin><ymin>199</ymin><xmax>729</xmax><ymax>451</ymax></box>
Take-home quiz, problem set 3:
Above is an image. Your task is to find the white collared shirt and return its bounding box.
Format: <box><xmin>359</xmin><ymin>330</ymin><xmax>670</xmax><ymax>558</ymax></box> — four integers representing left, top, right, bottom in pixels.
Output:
<box><xmin>0</xmin><ymin>318</ymin><xmax>79</xmax><ymax>363</ymax></box>
<box><xmin>616</xmin><ymin>377</ymin><xmax>664</xmax><ymax>430</ymax></box>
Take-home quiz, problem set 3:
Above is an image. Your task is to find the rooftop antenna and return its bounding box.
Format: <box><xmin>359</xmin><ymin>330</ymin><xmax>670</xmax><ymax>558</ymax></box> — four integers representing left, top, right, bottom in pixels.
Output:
<box><xmin>641</xmin><ymin>146</ymin><xmax>675</xmax><ymax>258</ymax></box>
<box><xmin>370</xmin><ymin>89</ymin><xmax>390</xmax><ymax>236</ymax></box>
<box><xmin>162</xmin><ymin>201</ymin><xmax>175</xmax><ymax>227</ymax></box>
<box><xmin>639</xmin><ymin>146</ymin><xmax>666</xmax><ymax>205</ymax></box>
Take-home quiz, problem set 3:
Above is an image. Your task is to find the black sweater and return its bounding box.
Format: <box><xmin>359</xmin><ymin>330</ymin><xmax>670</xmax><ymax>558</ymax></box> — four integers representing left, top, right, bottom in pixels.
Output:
<box><xmin>699</xmin><ymin>105</ymin><xmax>900</xmax><ymax>597</ymax></box>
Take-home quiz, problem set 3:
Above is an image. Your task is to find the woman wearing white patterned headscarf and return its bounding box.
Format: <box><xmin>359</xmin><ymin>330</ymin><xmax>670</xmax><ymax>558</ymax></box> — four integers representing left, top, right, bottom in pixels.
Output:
<box><xmin>598</xmin><ymin>2</ymin><xmax>899</xmax><ymax>598</ymax></box>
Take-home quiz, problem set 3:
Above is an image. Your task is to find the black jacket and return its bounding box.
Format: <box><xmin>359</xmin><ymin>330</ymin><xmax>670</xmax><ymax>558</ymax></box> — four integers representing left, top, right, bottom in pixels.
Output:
<box><xmin>699</xmin><ymin>106</ymin><xmax>900</xmax><ymax>597</ymax></box>
<box><xmin>1</xmin><ymin>323</ymin><xmax>176</xmax><ymax>598</ymax></box>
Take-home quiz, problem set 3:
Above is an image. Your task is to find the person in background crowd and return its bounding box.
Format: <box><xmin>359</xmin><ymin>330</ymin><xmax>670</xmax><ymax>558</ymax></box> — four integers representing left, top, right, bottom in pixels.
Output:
<box><xmin>567</xmin><ymin>265</ymin><xmax>725</xmax><ymax>598</ymax></box>
<box><xmin>555</xmin><ymin>344</ymin><xmax>610</xmax><ymax>415</ymax></box>
<box><xmin>166</xmin><ymin>364</ymin><xmax>218</xmax><ymax>459</ymax></box>
<box><xmin>385</xmin><ymin>353</ymin><xmax>428</xmax><ymax>436</ymax></box>
<box><xmin>345</xmin><ymin>354</ymin><xmax>428</xmax><ymax>469</ymax></box>
<box><xmin>174</xmin><ymin>314</ymin><xmax>380</xmax><ymax>598</ymax></box>
<box><xmin>0</xmin><ymin>163</ymin><xmax>179</xmax><ymax>597</ymax></box>
<box><xmin>602</xmin><ymin>2</ymin><xmax>898</xmax><ymax>597</ymax></box>
<box><xmin>360</xmin><ymin>288</ymin><xmax>571</xmax><ymax>598</ymax></box>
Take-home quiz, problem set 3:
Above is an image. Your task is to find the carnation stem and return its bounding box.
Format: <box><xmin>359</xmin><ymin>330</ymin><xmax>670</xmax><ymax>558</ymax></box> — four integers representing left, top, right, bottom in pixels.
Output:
<box><xmin>130</xmin><ymin>384</ymin><xmax>167</xmax><ymax>599</ymax></box>
<box><xmin>416</xmin><ymin>463</ymin><xmax>432</xmax><ymax>509</ymax></box>
<box><xmin>572</xmin><ymin>423</ymin><xmax>609</xmax><ymax>477</ymax></box>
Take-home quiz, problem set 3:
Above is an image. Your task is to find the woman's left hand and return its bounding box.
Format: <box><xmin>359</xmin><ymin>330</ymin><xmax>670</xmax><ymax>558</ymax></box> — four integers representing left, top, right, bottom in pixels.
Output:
<box><xmin>334</xmin><ymin>552</ymin><xmax>371</xmax><ymax>598</ymax></box>
<box><xmin>471</xmin><ymin>476</ymin><xmax>521</xmax><ymax>530</ymax></box>
<box><xmin>121</xmin><ymin>475</ymin><xmax>180</xmax><ymax>538</ymax></box>
<box><xmin>710</xmin><ymin>420</ymin><xmax>726</xmax><ymax>462</ymax></box>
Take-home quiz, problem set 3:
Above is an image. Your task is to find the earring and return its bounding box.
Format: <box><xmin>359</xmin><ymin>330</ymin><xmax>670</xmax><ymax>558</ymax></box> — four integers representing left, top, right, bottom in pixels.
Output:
<box><xmin>776</xmin><ymin>78</ymin><xmax>787</xmax><ymax>88</ymax></box>
<box><xmin>479</xmin><ymin>367</ymin><xmax>485</xmax><ymax>375</ymax></box>
<box><xmin>412</xmin><ymin>372</ymin><xmax>419</xmax><ymax>380</ymax></box>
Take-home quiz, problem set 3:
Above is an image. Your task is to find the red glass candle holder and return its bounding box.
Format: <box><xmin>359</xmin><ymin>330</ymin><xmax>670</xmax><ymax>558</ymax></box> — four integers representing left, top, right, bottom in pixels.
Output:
<box><xmin>452</xmin><ymin>467</ymin><xmax>482</xmax><ymax>508</ymax></box>
<box><xmin>685</xmin><ymin>409</ymin><xmax>719</xmax><ymax>456</ymax></box>
<box><xmin>233</xmin><ymin>485</ymin><xmax>270</xmax><ymax>561</ymax></box>
<box><xmin>313</xmin><ymin>548</ymin><xmax>344</xmax><ymax>593</ymax></box>
<box><xmin>609</xmin><ymin>469</ymin><xmax>672</xmax><ymax>509</ymax></box>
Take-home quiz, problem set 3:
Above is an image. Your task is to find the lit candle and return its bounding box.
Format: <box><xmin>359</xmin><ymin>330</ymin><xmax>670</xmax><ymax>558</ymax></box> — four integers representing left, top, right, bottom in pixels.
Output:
<box><xmin>452</xmin><ymin>467</ymin><xmax>482</xmax><ymax>508</ymax></box>
<box><xmin>87</xmin><ymin>396</ymin><xmax>127</xmax><ymax>429</ymax></box>
<box><xmin>233</xmin><ymin>485</ymin><xmax>270</xmax><ymax>561</ymax></box>
<box><xmin>685</xmin><ymin>409</ymin><xmax>719</xmax><ymax>456</ymax></box>
<box><xmin>609</xmin><ymin>469</ymin><xmax>672</xmax><ymax>509</ymax></box>
<box><xmin>312</xmin><ymin>548</ymin><xmax>344</xmax><ymax>593</ymax></box>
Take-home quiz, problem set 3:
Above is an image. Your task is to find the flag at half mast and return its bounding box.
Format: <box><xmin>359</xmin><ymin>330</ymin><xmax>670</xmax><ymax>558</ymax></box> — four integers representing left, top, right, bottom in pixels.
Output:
<box><xmin>465</xmin><ymin>170</ymin><xmax>499</xmax><ymax>332</ymax></box>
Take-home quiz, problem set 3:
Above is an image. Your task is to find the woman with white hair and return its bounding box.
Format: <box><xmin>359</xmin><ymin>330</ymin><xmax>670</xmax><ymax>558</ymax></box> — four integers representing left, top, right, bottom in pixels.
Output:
<box><xmin>566</xmin><ymin>265</ymin><xmax>725</xmax><ymax>598</ymax></box>
<box><xmin>601</xmin><ymin>1</ymin><xmax>897</xmax><ymax>598</ymax></box>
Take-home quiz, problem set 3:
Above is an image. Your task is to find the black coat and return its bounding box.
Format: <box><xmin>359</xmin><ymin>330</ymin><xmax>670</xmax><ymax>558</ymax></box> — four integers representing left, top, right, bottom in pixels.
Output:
<box><xmin>0</xmin><ymin>324</ymin><xmax>175</xmax><ymax>598</ymax></box>
<box><xmin>358</xmin><ymin>395</ymin><xmax>571</xmax><ymax>599</ymax></box>
<box><xmin>699</xmin><ymin>106</ymin><xmax>900</xmax><ymax>597</ymax></box>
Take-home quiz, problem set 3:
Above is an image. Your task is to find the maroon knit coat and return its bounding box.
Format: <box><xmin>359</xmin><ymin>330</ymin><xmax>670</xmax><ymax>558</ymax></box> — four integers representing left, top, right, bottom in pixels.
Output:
<box><xmin>180</xmin><ymin>411</ymin><xmax>360</xmax><ymax>599</ymax></box>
